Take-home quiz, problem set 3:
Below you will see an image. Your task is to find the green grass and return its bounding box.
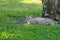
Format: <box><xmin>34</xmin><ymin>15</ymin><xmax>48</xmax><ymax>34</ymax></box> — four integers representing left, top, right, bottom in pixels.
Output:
<box><xmin>0</xmin><ymin>24</ymin><xmax>60</xmax><ymax>40</ymax></box>
<box><xmin>0</xmin><ymin>0</ymin><xmax>60</xmax><ymax>40</ymax></box>
<box><xmin>0</xmin><ymin>0</ymin><xmax>42</xmax><ymax>17</ymax></box>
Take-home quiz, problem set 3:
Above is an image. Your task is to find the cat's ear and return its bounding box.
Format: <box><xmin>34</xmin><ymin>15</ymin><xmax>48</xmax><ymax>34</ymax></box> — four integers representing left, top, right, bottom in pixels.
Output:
<box><xmin>25</xmin><ymin>15</ymin><xmax>28</xmax><ymax>18</ymax></box>
<box><xmin>29</xmin><ymin>15</ymin><xmax>33</xmax><ymax>18</ymax></box>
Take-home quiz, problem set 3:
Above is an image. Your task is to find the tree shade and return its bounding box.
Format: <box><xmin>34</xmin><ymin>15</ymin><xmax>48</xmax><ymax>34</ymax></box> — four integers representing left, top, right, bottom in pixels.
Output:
<box><xmin>41</xmin><ymin>0</ymin><xmax>60</xmax><ymax>23</ymax></box>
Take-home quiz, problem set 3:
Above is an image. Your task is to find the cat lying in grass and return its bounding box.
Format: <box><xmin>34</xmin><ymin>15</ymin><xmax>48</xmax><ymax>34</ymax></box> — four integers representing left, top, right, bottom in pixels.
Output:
<box><xmin>26</xmin><ymin>16</ymin><xmax>58</xmax><ymax>25</ymax></box>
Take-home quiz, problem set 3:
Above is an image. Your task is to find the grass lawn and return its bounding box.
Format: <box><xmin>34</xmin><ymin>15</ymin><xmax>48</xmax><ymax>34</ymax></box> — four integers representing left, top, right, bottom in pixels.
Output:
<box><xmin>0</xmin><ymin>0</ymin><xmax>42</xmax><ymax>17</ymax></box>
<box><xmin>0</xmin><ymin>0</ymin><xmax>60</xmax><ymax>40</ymax></box>
<box><xmin>0</xmin><ymin>24</ymin><xmax>60</xmax><ymax>40</ymax></box>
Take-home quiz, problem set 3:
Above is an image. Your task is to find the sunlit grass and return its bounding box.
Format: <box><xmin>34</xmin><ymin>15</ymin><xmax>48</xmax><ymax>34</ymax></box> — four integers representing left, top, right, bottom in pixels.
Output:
<box><xmin>0</xmin><ymin>0</ymin><xmax>42</xmax><ymax>17</ymax></box>
<box><xmin>0</xmin><ymin>24</ymin><xmax>60</xmax><ymax>40</ymax></box>
<box><xmin>20</xmin><ymin>0</ymin><xmax>42</xmax><ymax>4</ymax></box>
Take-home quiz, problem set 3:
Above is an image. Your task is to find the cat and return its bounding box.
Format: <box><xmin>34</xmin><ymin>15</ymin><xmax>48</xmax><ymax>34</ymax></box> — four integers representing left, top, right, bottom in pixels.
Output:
<box><xmin>26</xmin><ymin>16</ymin><xmax>58</xmax><ymax>25</ymax></box>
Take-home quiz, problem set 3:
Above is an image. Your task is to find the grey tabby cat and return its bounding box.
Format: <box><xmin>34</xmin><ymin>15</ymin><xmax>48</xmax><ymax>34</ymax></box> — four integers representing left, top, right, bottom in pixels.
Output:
<box><xmin>26</xmin><ymin>16</ymin><xmax>58</xmax><ymax>25</ymax></box>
